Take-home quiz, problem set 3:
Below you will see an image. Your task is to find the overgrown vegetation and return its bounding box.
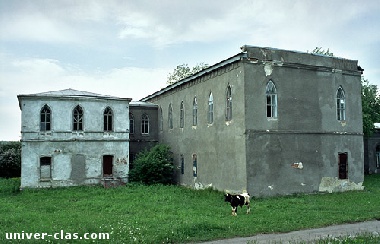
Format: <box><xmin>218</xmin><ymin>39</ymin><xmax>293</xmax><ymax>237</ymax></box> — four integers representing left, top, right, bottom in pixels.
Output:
<box><xmin>0</xmin><ymin>175</ymin><xmax>379</xmax><ymax>243</ymax></box>
<box><xmin>128</xmin><ymin>144</ymin><xmax>174</xmax><ymax>185</ymax></box>
<box><xmin>0</xmin><ymin>141</ymin><xmax>21</xmax><ymax>178</ymax></box>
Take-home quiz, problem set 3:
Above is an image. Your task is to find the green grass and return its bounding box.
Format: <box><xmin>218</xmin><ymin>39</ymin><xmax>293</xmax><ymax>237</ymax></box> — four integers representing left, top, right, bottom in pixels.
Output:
<box><xmin>0</xmin><ymin>175</ymin><xmax>379</xmax><ymax>243</ymax></box>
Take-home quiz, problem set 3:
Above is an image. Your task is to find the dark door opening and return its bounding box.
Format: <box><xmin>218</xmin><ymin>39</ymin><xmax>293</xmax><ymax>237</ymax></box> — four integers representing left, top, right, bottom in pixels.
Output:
<box><xmin>103</xmin><ymin>155</ymin><xmax>113</xmax><ymax>177</ymax></box>
<box><xmin>338</xmin><ymin>152</ymin><xmax>348</xmax><ymax>179</ymax></box>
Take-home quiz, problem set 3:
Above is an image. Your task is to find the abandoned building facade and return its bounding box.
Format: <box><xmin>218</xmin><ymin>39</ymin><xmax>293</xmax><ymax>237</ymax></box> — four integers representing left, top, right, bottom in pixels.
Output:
<box><xmin>18</xmin><ymin>46</ymin><xmax>366</xmax><ymax>196</ymax></box>
<box><xmin>364</xmin><ymin>123</ymin><xmax>380</xmax><ymax>174</ymax></box>
<box><xmin>17</xmin><ymin>89</ymin><xmax>131</xmax><ymax>188</ymax></box>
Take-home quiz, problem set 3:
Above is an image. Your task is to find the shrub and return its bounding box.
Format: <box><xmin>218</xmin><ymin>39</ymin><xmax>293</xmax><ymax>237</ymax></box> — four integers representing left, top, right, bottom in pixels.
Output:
<box><xmin>128</xmin><ymin>144</ymin><xmax>174</xmax><ymax>185</ymax></box>
<box><xmin>0</xmin><ymin>141</ymin><xmax>21</xmax><ymax>178</ymax></box>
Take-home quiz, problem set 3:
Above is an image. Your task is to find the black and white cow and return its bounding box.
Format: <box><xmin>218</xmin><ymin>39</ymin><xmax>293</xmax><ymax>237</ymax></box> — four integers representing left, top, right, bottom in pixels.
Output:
<box><xmin>224</xmin><ymin>192</ymin><xmax>251</xmax><ymax>216</ymax></box>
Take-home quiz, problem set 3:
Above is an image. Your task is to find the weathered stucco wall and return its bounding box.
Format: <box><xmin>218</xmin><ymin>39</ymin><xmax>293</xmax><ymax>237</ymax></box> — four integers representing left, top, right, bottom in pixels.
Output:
<box><xmin>18</xmin><ymin>92</ymin><xmax>130</xmax><ymax>188</ymax></box>
<box><xmin>149</xmin><ymin>62</ymin><xmax>248</xmax><ymax>192</ymax></box>
<box><xmin>243</xmin><ymin>46</ymin><xmax>364</xmax><ymax>197</ymax></box>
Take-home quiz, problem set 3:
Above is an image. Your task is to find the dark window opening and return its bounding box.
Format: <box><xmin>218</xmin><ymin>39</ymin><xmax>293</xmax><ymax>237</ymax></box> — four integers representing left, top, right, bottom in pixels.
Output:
<box><xmin>266</xmin><ymin>80</ymin><xmax>277</xmax><ymax>118</ymax></box>
<box><xmin>141</xmin><ymin>114</ymin><xmax>149</xmax><ymax>134</ymax></box>
<box><xmin>193</xmin><ymin>97</ymin><xmax>198</xmax><ymax>126</ymax></box>
<box><xmin>192</xmin><ymin>154</ymin><xmax>197</xmax><ymax>177</ymax></box>
<box><xmin>376</xmin><ymin>145</ymin><xmax>380</xmax><ymax>168</ymax></box>
<box><xmin>180</xmin><ymin>101</ymin><xmax>184</xmax><ymax>128</ymax></box>
<box><xmin>168</xmin><ymin>103</ymin><xmax>173</xmax><ymax>129</ymax></box>
<box><xmin>180</xmin><ymin>155</ymin><xmax>184</xmax><ymax>175</ymax></box>
<box><xmin>40</xmin><ymin>104</ymin><xmax>51</xmax><ymax>131</ymax></box>
<box><xmin>73</xmin><ymin>105</ymin><xmax>83</xmax><ymax>131</ymax></box>
<box><xmin>103</xmin><ymin>155</ymin><xmax>113</xmax><ymax>177</ymax></box>
<box><xmin>338</xmin><ymin>152</ymin><xmax>348</xmax><ymax>179</ymax></box>
<box><xmin>226</xmin><ymin>85</ymin><xmax>232</xmax><ymax>121</ymax></box>
<box><xmin>129</xmin><ymin>113</ymin><xmax>135</xmax><ymax>134</ymax></box>
<box><xmin>103</xmin><ymin>107</ymin><xmax>113</xmax><ymax>131</ymax></box>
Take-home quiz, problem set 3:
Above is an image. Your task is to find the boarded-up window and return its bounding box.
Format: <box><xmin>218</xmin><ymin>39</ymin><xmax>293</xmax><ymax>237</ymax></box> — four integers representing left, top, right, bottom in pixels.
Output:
<box><xmin>40</xmin><ymin>157</ymin><xmax>52</xmax><ymax>179</ymax></box>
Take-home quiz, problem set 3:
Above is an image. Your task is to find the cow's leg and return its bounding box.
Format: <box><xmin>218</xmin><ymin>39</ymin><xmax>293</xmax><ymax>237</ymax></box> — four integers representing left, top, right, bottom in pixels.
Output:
<box><xmin>246</xmin><ymin>203</ymin><xmax>250</xmax><ymax>214</ymax></box>
<box><xmin>231</xmin><ymin>206</ymin><xmax>237</xmax><ymax>216</ymax></box>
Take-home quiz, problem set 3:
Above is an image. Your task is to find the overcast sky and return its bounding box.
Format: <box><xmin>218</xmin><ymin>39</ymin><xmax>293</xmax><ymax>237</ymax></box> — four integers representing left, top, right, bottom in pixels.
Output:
<box><xmin>1</xmin><ymin>0</ymin><xmax>379</xmax><ymax>141</ymax></box>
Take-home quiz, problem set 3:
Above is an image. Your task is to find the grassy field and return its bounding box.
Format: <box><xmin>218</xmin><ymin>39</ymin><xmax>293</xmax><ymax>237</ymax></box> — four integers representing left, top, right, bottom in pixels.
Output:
<box><xmin>0</xmin><ymin>175</ymin><xmax>379</xmax><ymax>243</ymax></box>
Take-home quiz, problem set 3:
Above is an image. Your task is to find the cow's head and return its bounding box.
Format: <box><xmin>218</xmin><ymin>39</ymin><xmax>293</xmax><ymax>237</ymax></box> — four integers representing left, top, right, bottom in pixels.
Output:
<box><xmin>224</xmin><ymin>193</ymin><xmax>232</xmax><ymax>203</ymax></box>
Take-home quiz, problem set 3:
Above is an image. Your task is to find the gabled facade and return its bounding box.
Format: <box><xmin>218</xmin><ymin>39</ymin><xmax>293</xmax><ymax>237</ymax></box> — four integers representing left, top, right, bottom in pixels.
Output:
<box><xmin>17</xmin><ymin>89</ymin><xmax>132</xmax><ymax>188</ymax></box>
<box><xmin>142</xmin><ymin>46</ymin><xmax>365</xmax><ymax>196</ymax></box>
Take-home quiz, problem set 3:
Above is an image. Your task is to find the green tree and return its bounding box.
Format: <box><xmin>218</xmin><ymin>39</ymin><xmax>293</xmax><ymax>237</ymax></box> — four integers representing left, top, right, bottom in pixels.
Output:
<box><xmin>362</xmin><ymin>78</ymin><xmax>380</xmax><ymax>137</ymax></box>
<box><xmin>0</xmin><ymin>141</ymin><xmax>21</xmax><ymax>178</ymax></box>
<box><xmin>167</xmin><ymin>63</ymin><xmax>209</xmax><ymax>85</ymax></box>
<box><xmin>128</xmin><ymin>144</ymin><xmax>174</xmax><ymax>185</ymax></box>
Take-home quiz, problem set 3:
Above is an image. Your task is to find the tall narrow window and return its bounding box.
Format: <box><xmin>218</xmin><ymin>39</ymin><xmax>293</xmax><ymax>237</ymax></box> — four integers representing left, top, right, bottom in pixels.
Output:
<box><xmin>103</xmin><ymin>107</ymin><xmax>113</xmax><ymax>131</ymax></box>
<box><xmin>141</xmin><ymin>114</ymin><xmax>149</xmax><ymax>134</ymax></box>
<box><xmin>40</xmin><ymin>157</ymin><xmax>52</xmax><ymax>180</ymax></box>
<box><xmin>226</xmin><ymin>85</ymin><xmax>232</xmax><ymax>121</ymax></box>
<box><xmin>73</xmin><ymin>105</ymin><xmax>83</xmax><ymax>131</ymax></box>
<box><xmin>129</xmin><ymin>113</ymin><xmax>135</xmax><ymax>134</ymax></box>
<box><xmin>266</xmin><ymin>80</ymin><xmax>277</xmax><ymax>118</ymax></box>
<box><xmin>338</xmin><ymin>152</ymin><xmax>348</xmax><ymax>179</ymax></box>
<box><xmin>192</xmin><ymin>154</ymin><xmax>197</xmax><ymax>177</ymax></box>
<box><xmin>159</xmin><ymin>107</ymin><xmax>163</xmax><ymax>131</ymax></box>
<box><xmin>40</xmin><ymin>104</ymin><xmax>51</xmax><ymax>131</ymax></box>
<box><xmin>376</xmin><ymin>145</ymin><xmax>380</xmax><ymax>169</ymax></box>
<box><xmin>180</xmin><ymin>154</ymin><xmax>184</xmax><ymax>175</ymax></box>
<box><xmin>168</xmin><ymin>103</ymin><xmax>173</xmax><ymax>129</ymax></box>
<box><xmin>208</xmin><ymin>92</ymin><xmax>214</xmax><ymax>124</ymax></box>
<box><xmin>180</xmin><ymin>101</ymin><xmax>184</xmax><ymax>128</ymax></box>
<box><xmin>193</xmin><ymin>97</ymin><xmax>198</xmax><ymax>126</ymax></box>
<box><xmin>337</xmin><ymin>86</ymin><xmax>346</xmax><ymax>121</ymax></box>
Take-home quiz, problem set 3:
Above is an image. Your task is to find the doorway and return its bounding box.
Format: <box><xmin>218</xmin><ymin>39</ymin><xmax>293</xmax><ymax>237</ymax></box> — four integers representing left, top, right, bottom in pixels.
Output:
<box><xmin>103</xmin><ymin>155</ymin><xmax>113</xmax><ymax>177</ymax></box>
<box><xmin>338</xmin><ymin>152</ymin><xmax>348</xmax><ymax>179</ymax></box>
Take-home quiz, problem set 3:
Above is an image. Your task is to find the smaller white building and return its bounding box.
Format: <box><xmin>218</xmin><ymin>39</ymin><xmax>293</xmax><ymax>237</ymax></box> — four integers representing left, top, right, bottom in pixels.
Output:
<box><xmin>17</xmin><ymin>89</ymin><xmax>132</xmax><ymax>188</ymax></box>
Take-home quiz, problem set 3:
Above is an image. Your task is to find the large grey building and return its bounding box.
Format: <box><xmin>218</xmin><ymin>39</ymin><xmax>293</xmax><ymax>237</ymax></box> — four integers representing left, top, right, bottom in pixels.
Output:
<box><xmin>18</xmin><ymin>46</ymin><xmax>366</xmax><ymax>196</ymax></box>
<box><xmin>142</xmin><ymin>45</ymin><xmax>365</xmax><ymax>196</ymax></box>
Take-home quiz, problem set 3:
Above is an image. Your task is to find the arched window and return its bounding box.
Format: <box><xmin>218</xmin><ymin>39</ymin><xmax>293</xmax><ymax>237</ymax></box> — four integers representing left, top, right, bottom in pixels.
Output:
<box><xmin>168</xmin><ymin>103</ymin><xmax>173</xmax><ymax>129</ymax></box>
<box><xmin>180</xmin><ymin>101</ymin><xmax>184</xmax><ymax>128</ymax></box>
<box><xmin>129</xmin><ymin>113</ymin><xmax>135</xmax><ymax>134</ymax></box>
<box><xmin>208</xmin><ymin>92</ymin><xmax>214</xmax><ymax>124</ymax></box>
<box><xmin>337</xmin><ymin>86</ymin><xmax>346</xmax><ymax>121</ymax></box>
<box><xmin>226</xmin><ymin>85</ymin><xmax>232</xmax><ymax>121</ymax></box>
<box><xmin>266</xmin><ymin>80</ymin><xmax>277</xmax><ymax>118</ymax></box>
<box><xmin>73</xmin><ymin>105</ymin><xmax>83</xmax><ymax>131</ymax></box>
<box><xmin>103</xmin><ymin>107</ymin><xmax>113</xmax><ymax>131</ymax></box>
<box><xmin>141</xmin><ymin>114</ymin><xmax>149</xmax><ymax>134</ymax></box>
<box><xmin>193</xmin><ymin>96</ymin><xmax>198</xmax><ymax>126</ymax></box>
<box><xmin>40</xmin><ymin>104</ymin><xmax>51</xmax><ymax>131</ymax></box>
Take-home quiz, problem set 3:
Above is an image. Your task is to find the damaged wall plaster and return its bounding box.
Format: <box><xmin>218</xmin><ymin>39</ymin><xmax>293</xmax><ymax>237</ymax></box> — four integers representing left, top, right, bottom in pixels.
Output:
<box><xmin>319</xmin><ymin>177</ymin><xmax>364</xmax><ymax>193</ymax></box>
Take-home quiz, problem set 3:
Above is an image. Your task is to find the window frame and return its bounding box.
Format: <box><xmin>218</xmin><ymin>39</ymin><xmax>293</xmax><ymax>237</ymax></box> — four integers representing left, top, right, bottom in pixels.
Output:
<box><xmin>103</xmin><ymin>107</ymin><xmax>113</xmax><ymax>132</ymax></box>
<box><xmin>129</xmin><ymin>113</ymin><xmax>135</xmax><ymax>134</ymax></box>
<box><xmin>73</xmin><ymin>105</ymin><xmax>84</xmax><ymax>131</ymax></box>
<box><xmin>266</xmin><ymin>80</ymin><xmax>278</xmax><ymax>118</ymax></box>
<box><xmin>193</xmin><ymin>96</ymin><xmax>198</xmax><ymax>126</ymax></box>
<box><xmin>40</xmin><ymin>104</ymin><xmax>51</xmax><ymax>131</ymax></box>
<box><xmin>208</xmin><ymin>92</ymin><xmax>214</xmax><ymax>124</ymax></box>
<box><xmin>141</xmin><ymin>114</ymin><xmax>150</xmax><ymax>135</ymax></box>
<box><xmin>168</xmin><ymin>103</ymin><xmax>173</xmax><ymax>129</ymax></box>
<box><xmin>225</xmin><ymin>85</ymin><xmax>232</xmax><ymax>121</ymax></box>
<box><xmin>336</xmin><ymin>86</ymin><xmax>346</xmax><ymax>121</ymax></box>
<box><xmin>180</xmin><ymin>101</ymin><xmax>184</xmax><ymax>128</ymax></box>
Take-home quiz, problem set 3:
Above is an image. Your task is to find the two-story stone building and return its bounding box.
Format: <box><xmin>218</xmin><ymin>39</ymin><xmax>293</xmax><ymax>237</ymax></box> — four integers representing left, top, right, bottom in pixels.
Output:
<box><xmin>142</xmin><ymin>45</ymin><xmax>365</xmax><ymax>196</ymax></box>
<box><xmin>17</xmin><ymin>89</ymin><xmax>131</xmax><ymax>188</ymax></box>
